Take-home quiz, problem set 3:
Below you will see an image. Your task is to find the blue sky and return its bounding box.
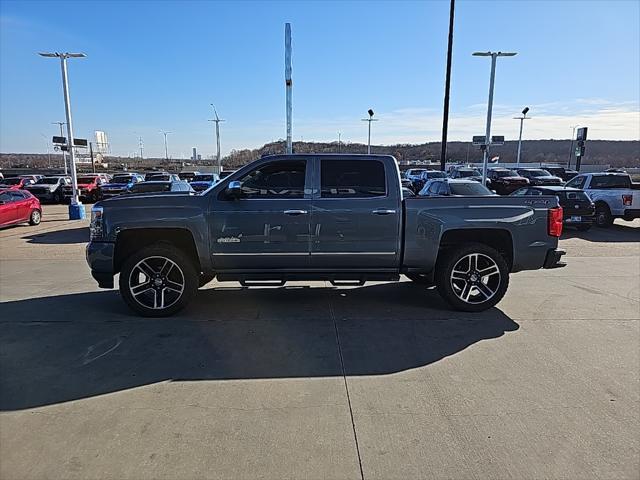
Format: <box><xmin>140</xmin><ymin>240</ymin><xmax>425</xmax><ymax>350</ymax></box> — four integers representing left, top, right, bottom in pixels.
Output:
<box><xmin>1</xmin><ymin>0</ymin><xmax>639</xmax><ymax>158</ymax></box>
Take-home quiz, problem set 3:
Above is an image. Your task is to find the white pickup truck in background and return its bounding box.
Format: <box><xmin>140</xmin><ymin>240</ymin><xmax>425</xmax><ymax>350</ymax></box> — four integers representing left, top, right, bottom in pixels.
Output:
<box><xmin>565</xmin><ymin>172</ymin><xmax>640</xmax><ymax>227</ymax></box>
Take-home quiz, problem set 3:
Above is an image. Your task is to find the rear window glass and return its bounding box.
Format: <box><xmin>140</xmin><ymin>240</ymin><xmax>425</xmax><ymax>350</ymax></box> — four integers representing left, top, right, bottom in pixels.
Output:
<box><xmin>2</xmin><ymin>178</ymin><xmax>22</xmax><ymax>185</ymax></box>
<box><xmin>110</xmin><ymin>176</ymin><xmax>133</xmax><ymax>183</ymax></box>
<box><xmin>590</xmin><ymin>175</ymin><xmax>631</xmax><ymax>189</ymax></box>
<box><xmin>425</xmin><ymin>171</ymin><xmax>447</xmax><ymax>179</ymax></box>
<box><xmin>321</xmin><ymin>160</ymin><xmax>386</xmax><ymax>198</ymax></box>
<box><xmin>77</xmin><ymin>177</ymin><xmax>96</xmax><ymax>183</ymax></box>
<box><xmin>129</xmin><ymin>183</ymin><xmax>171</xmax><ymax>193</ymax></box>
<box><xmin>192</xmin><ymin>174</ymin><xmax>215</xmax><ymax>182</ymax></box>
<box><xmin>146</xmin><ymin>174</ymin><xmax>170</xmax><ymax>181</ymax></box>
<box><xmin>36</xmin><ymin>178</ymin><xmax>61</xmax><ymax>184</ymax></box>
<box><xmin>560</xmin><ymin>191</ymin><xmax>590</xmax><ymax>201</ymax></box>
<box><xmin>457</xmin><ymin>169</ymin><xmax>481</xmax><ymax>177</ymax></box>
<box><xmin>450</xmin><ymin>183</ymin><xmax>492</xmax><ymax>196</ymax></box>
<box><xmin>492</xmin><ymin>170</ymin><xmax>518</xmax><ymax>178</ymax></box>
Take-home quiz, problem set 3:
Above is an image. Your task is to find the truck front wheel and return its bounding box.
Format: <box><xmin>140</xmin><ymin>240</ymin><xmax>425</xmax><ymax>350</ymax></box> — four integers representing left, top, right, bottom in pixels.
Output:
<box><xmin>435</xmin><ymin>243</ymin><xmax>509</xmax><ymax>312</ymax></box>
<box><xmin>119</xmin><ymin>244</ymin><xmax>198</xmax><ymax>317</ymax></box>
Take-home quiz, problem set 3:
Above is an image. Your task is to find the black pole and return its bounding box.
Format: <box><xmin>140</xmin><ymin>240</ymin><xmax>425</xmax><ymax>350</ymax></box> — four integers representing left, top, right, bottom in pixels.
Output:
<box><xmin>440</xmin><ymin>0</ymin><xmax>455</xmax><ymax>171</ymax></box>
<box><xmin>89</xmin><ymin>142</ymin><xmax>95</xmax><ymax>173</ymax></box>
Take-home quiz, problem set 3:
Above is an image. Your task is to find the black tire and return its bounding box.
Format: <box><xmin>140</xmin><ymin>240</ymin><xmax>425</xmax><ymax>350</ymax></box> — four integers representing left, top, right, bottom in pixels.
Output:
<box><xmin>53</xmin><ymin>190</ymin><xmax>63</xmax><ymax>203</ymax></box>
<box><xmin>29</xmin><ymin>209</ymin><xmax>41</xmax><ymax>226</ymax></box>
<box><xmin>119</xmin><ymin>243</ymin><xmax>198</xmax><ymax>317</ymax></box>
<box><xmin>595</xmin><ymin>203</ymin><xmax>613</xmax><ymax>228</ymax></box>
<box><xmin>199</xmin><ymin>273</ymin><xmax>215</xmax><ymax>288</ymax></box>
<box><xmin>576</xmin><ymin>224</ymin><xmax>592</xmax><ymax>232</ymax></box>
<box><xmin>405</xmin><ymin>273</ymin><xmax>434</xmax><ymax>286</ymax></box>
<box><xmin>435</xmin><ymin>243</ymin><xmax>509</xmax><ymax>312</ymax></box>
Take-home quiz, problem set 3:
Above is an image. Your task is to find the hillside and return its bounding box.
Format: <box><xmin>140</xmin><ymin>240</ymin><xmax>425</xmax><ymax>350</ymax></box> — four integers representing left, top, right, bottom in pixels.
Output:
<box><xmin>1</xmin><ymin>139</ymin><xmax>638</xmax><ymax>170</ymax></box>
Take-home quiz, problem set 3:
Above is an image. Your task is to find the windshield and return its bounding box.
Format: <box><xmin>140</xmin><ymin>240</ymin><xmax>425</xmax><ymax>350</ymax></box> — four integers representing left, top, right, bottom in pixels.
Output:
<box><xmin>192</xmin><ymin>174</ymin><xmax>214</xmax><ymax>182</ymax></box>
<box><xmin>527</xmin><ymin>169</ymin><xmax>552</xmax><ymax>177</ymax></box>
<box><xmin>129</xmin><ymin>183</ymin><xmax>171</xmax><ymax>193</ymax></box>
<box><xmin>458</xmin><ymin>169</ymin><xmax>481</xmax><ymax>177</ymax></box>
<box><xmin>1</xmin><ymin>178</ymin><xmax>22</xmax><ymax>185</ymax></box>
<box><xmin>408</xmin><ymin>169</ymin><xmax>427</xmax><ymax>176</ymax></box>
<box><xmin>178</xmin><ymin>173</ymin><xmax>197</xmax><ymax>180</ymax></box>
<box><xmin>493</xmin><ymin>170</ymin><xmax>518</xmax><ymax>178</ymax></box>
<box><xmin>77</xmin><ymin>177</ymin><xmax>96</xmax><ymax>184</ymax></box>
<box><xmin>450</xmin><ymin>182</ymin><xmax>493</xmax><ymax>195</ymax></box>
<box><xmin>110</xmin><ymin>176</ymin><xmax>133</xmax><ymax>184</ymax></box>
<box><xmin>36</xmin><ymin>178</ymin><xmax>61</xmax><ymax>185</ymax></box>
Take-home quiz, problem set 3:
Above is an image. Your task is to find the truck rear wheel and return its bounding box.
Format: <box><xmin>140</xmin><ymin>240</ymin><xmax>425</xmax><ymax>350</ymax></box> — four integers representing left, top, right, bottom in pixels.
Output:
<box><xmin>119</xmin><ymin>244</ymin><xmax>198</xmax><ymax>317</ymax></box>
<box><xmin>435</xmin><ymin>243</ymin><xmax>509</xmax><ymax>312</ymax></box>
<box><xmin>595</xmin><ymin>203</ymin><xmax>613</xmax><ymax>228</ymax></box>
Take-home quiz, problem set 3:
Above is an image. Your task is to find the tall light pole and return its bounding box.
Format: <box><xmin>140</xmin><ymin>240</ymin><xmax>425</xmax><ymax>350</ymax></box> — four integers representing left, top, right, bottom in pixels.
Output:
<box><xmin>568</xmin><ymin>125</ymin><xmax>580</xmax><ymax>168</ymax></box>
<box><xmin>209</xmin><ymin>104</ymin><xmax>225</xmax><ymax>173</ymax></box>
<box><xmin>285</xmin><ymin>23</ymin><xmax>293</xmax><ymax>154</ymax></box>
<box><xmin>440</xmin><ymin>0</ymin><xmax>455</xmax><ymax>171</ymax></box>
<box><xmin>361</xmin><ymin>109</ymin><xmax>378</xmax><ymax>154</ymax></box>
<box><xmin>160</xmin><ymin>130</ymin><xmax>171</xmax><ymax>161</ymax></box>
<box><xmin>473</xmin><ymin>51</ymin><xmax>517</xmax><ymax>184</ymax></box>
<box><xmin>52</xmin><ymin>121</ymin><xmax>68</xmax><ymax>174</ymax></box>
<box><xmin>40</xmin><ymin>52</ymin><xmax>86</xmax><ymax>219</ymax></box>
<box><xmin>514</xmin><ymin>106</ymin><xmax>530</xmax><ymax>167</ymax></box>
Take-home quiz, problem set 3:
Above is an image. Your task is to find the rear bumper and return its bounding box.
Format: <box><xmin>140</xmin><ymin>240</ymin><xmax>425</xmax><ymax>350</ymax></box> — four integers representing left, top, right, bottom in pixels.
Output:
<box><xmin>86</xmin><ymin>241</ymin><xmax>115</xmax><ymax>288</ymax></box>
<box><xmin>543</xmin><ymin>248</ymin><xmax>566</xmax><ymax>269</ymax></box>
<box><xmin>623</xmin><ymin>209</ymin><xmax>640</xmax><ymax>220</ymax></box>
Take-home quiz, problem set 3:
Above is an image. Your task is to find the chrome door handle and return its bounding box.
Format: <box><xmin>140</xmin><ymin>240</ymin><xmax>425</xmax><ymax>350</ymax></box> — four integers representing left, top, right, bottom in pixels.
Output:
<box><xmin>284</xmin><ymin>209</ymin><xmax>308</xmax><ymax>215</ymax></box>
<box><xmin>372</xmin><ymin>209</ymin><xmax>396</xmax><ymax>215</ymax></box>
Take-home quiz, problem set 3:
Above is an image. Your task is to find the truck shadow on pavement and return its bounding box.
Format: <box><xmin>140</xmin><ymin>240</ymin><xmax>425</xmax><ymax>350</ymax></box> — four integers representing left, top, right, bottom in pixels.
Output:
<box><xmin>0</xmin><ymin>283</ymin><xmax>519</xmax><ymax>411</ymax></box>
<box><xmin>562</xmin><ymin>223</ymin><xmax>639</xmax><ymax>242</ymax></box>
<box><xmin>23</xmin><ymin>226</ymin><xmax>89</xmax><ymax>244</ymax></box>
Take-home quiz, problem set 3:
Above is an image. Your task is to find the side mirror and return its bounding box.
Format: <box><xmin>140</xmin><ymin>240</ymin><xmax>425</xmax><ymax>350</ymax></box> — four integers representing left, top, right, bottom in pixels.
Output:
<box><xmin>226</xmin><ymin>180</ymin><xmax>243</xmax><ymax>199</ymax></box>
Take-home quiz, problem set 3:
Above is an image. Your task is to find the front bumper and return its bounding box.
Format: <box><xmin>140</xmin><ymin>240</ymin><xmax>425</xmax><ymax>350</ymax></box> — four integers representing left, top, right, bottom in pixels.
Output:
<box><xmin>29</xmin><ymin>190</ymin><xmax>55</xmax><ymax>201</ymax></box>
<box><xmin>86</xmin><ymin>241</ymin><xmax>115</xmax><ymax>288</ymax></box>
<box><xmin>543</xmin><ymin>248</ymin><xmax>566</xmax><ymax>269</ymax></box>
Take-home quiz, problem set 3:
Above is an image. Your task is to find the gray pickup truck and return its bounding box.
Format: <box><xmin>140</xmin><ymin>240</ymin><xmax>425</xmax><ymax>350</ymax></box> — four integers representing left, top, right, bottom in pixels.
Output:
<box><xmin>87</xmin><ymin>154</ymin><xmax>566</xmax><ymax>316</ymax></box>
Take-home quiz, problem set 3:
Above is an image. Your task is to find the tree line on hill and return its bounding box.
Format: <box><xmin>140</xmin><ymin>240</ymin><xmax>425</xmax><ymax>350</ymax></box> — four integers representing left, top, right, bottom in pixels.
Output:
<box><xmin>1</xmin><ymin>139</ymin><xmax>637</xmax><ymax>170</ymax></box>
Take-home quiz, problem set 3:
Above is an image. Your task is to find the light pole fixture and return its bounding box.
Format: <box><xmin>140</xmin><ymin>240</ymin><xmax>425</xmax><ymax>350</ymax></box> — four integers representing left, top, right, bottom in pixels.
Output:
<box><xmin>472</xmin><ymin>51</ymin><xmax>517</xmax><ymax>184</ymax></box>
<box><xmin>361</xmin><ymin>109</ymin><xmax>378</xmax><ymax>154</ymax></box>
<box><xmin>514</xmin><ymin>106</ymin><xmax>530</xmax><ymax>167</ymax></box>
<box><xmin>160</xmin><ymin>130</ymin><xmax>172</xmax><ymax>161</ymax></box>
<box><xmin>209</xmin><ymin>104</ymin><xmax>225</xmax><ymax>173</ymax></box>
<box><xmin>39</xmin><ymin>52</ymin><xmax>86</xmax><ymax>219</ymax></box>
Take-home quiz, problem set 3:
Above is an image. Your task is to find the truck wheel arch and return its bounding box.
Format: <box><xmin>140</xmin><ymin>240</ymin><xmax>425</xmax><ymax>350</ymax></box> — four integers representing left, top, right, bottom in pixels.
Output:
<box><xmin>114</xmin><ymin>228</ymin><xmax>202</xmax><ymax>275</ymax></box>
<box><xmin>438</xmin><ymin>228</ymin><xmax>513</xmax><ymax>270</ymax></box>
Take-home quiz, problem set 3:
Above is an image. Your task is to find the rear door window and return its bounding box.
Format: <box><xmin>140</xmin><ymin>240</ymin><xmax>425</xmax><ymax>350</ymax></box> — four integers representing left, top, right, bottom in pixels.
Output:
<box><xmin>320</xmin><ymin>159</ymin><xmax>386</xmax><ymax>198</ymax></box>
<box><xmin>589</xmin><ymin>175</ymin><xmax>631</xmax><ymax>189</ymax></box>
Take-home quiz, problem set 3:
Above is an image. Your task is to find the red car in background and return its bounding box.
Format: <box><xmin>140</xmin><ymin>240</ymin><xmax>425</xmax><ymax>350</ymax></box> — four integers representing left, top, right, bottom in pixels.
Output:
<box><xmin>0</xmin><ymin>177</ymin><xmax>35</xmax><ymax>190</ymax></box>
<box><xmin>0</xmin><ymin>189</ymin><xmax>42</xmax><ymax>227</ymax></box>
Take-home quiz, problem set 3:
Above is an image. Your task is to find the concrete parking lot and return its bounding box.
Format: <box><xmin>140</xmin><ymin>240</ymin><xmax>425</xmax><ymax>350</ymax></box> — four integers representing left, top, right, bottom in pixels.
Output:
<box><xmin>1</xmin><ymin>204</ymin><xmax>638</xmax><ymax>480</ymax></box>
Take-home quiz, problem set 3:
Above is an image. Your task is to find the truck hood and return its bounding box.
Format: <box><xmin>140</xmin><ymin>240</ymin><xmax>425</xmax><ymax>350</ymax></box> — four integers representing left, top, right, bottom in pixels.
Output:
<box><xmin>98</xmin><ymin>191</ymin><xmax>198</xmax><ymax>208</ymax></box>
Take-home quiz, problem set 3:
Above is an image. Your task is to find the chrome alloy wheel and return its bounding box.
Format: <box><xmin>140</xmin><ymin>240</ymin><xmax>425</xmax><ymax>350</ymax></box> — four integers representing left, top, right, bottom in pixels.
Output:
<box><xmin>450</xmin><ymin>253</ymin><xmax>501</xmax><ymax>305</ymax></box>
<box><xmin>128</xmin><ymin>256</ymin><xmax>185</xmax><ymax>310</ymax></box>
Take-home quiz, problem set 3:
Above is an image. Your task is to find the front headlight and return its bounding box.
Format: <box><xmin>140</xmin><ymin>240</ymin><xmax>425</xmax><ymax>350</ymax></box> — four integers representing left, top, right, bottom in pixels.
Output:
<box><xmin>90</xmin><ymin>205</ymin><xmax>104</xmax><ymax>240</ymax></box>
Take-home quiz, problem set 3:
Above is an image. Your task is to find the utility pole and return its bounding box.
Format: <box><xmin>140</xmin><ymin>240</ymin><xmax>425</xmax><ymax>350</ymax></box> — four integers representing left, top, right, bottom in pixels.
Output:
<box><xmin>338</xmin><ymin>131</ymin><xmax>341</xmax><ymax>153</ymax></box>
<box><xmin>361</xmin><ymin>109</ymin><xmax>378</xmax><ymax>154</ymax></box>
<box><xmin>568</xmin><ymin>125</ymin><xmax>579</xmax><ymax>169</ymax></box>
<box><xmin>514</xmin><ymin>107</ymin><xmax>530</xmax><ymax>167</ymax></box>
<box><xmin>209</xmin><ymin>104</ymin><xmax>225</xmax><ymax>173</ymax></box>
<box><xmin>138</xmin><ymin>136</ymin><xmax>144</xmax><ymax>160</ymax></box>
<box><xmin>52</xmin><ymin>121</ymin><xmax>68</xmax><ymax>174</ymax></box>
<box><xmin>440</xmin><ymin>0</ymin><xmax>455</xmax><ymax>171</ymax></box>
<box><xmin>472</xmin><ymin>51</ymin><xmax>517</xmax><ymax>184</ymax></box>
<box><xmin>160</xmin><ymin>131</ymin><xmax>171</xmax><ymax>161</ymax></box>
<box><xmin>285</xmin><ymin>23</ymin><xmax>293</xmax><ymax>154</ymax></box>
<box><xmin>40</xmin><ymin>52</ymin><xmax>86</xmax><ymax>219</ymax></box>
